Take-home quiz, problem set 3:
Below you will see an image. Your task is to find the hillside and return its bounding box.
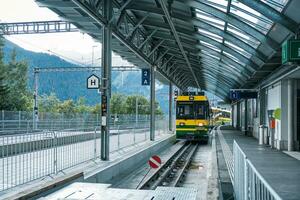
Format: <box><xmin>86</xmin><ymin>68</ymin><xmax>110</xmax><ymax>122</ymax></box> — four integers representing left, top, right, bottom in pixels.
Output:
<box><xmin>3</xmin><ymin>39</ymin><xmax>171</xmax><ymax>113</ymax></box>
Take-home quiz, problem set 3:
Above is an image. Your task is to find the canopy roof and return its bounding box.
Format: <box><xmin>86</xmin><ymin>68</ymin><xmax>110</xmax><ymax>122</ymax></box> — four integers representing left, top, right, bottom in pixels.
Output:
<box><xmin>36</xmin><ymin>0</ymin><xmax>300</xmax><ymax>101</ymax></box>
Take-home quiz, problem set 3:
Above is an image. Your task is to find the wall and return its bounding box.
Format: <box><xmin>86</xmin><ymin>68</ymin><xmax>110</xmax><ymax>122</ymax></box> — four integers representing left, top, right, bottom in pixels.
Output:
<box><xmin>266</xmin><ymin>82</ymin><xmax>283</xmax><ymax>149</ymax></box>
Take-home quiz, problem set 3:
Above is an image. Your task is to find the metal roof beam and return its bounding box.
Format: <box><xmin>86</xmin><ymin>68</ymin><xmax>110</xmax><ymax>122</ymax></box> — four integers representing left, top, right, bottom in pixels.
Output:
<box><xmin>127</xmin><ymin>3</ymin><xmax>268</xmax><ymax>61</ymax></box>
<box><xmin>69</xmin><ymin>0</ymin><xmax>183</xmax><ymax>89</ymax></box>
<box><xmin>158</xmin><ymin>0</ymin><xmax>201</xmax><ymax>89</ymax></box>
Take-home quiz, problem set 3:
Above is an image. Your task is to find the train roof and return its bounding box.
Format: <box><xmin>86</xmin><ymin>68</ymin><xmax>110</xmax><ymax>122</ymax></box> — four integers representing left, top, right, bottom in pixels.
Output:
<box><xmin>176</xmin><ymin>95</ymin><xmax>208</xmax><ymax>101</ymax></box>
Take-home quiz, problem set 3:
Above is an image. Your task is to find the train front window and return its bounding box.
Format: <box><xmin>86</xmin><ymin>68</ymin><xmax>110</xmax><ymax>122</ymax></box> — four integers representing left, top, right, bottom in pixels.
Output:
<box><xmin>177</xmin><ymin>102</ymin><xmax>194</xmax><ymax>119</ymax></box>
<box><xmin>195</xmin><ymin>103</ymin><xmax>207</xmax><ymax>119</ymax></box>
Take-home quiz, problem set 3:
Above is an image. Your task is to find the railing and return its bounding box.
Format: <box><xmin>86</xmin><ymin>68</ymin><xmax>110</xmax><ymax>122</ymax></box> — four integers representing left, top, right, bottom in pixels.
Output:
<box><xmin>0</xmin><ymin>117</ymin><xmax>170</xmax><ymax>192</ymax></box>
<box><xmin>233</xmin><ymin>141</ymin><xmax>282</xmax><ymax>200</ymax></box>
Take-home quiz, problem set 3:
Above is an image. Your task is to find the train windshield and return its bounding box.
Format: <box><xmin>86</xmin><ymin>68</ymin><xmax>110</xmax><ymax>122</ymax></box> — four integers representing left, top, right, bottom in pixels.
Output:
<box><xmin>176</xmin><ymin>102</ymin><xmax>194</xmax><ymax>119</ymax></box>
<box><xmin>176</xmin><ymin>101</ymin><xmax>209</xmax><ymax>119</ymax></box>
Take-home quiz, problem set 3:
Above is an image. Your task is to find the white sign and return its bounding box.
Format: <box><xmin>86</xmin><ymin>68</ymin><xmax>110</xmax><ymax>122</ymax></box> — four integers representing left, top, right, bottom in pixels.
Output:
<box><xmin>87</xmin><ymin>74</ymin><xmax>100</xmax><ymax>89</ymax></box>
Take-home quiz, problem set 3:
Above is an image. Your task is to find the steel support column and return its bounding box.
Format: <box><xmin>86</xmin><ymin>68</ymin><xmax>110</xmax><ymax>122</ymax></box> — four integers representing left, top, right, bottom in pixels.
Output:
<box><xmin>288</xmin><ymin>79</ymin><xmax>294</xmax><ymax>151</ymax></box>
<box><xmin>259</xmin><ymin>88</ymin><xmax>266</xmax><ymax>126</ymax></box>
<box><xmin>244</xmin><ymin>100</ymin><xmax>248</xmax><ymax>135</ymax></box>
<box><xmin>237</xmin><ymin>101</ymin><xmax>240</xmax><ymax>130</ymax></box>
<box><xmin>150</xmin><ymin>66</ymin><xmax>156</xmax><ymax>141</ymax></box>
<box><xmin>169</xmin><ymin>82</ymin><xmax>173</xmax><ymax>132</ymax></box>
<box><xmin>101</xmin><ymin>0</ymin><xmax>112</xmax><ymax>160</ymax></box>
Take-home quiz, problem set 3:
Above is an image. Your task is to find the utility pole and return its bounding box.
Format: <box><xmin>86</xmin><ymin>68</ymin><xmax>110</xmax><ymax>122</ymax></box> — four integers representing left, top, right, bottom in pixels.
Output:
<box><xmin>33</xmin><ymin>69</ymin><xmax>39</xmax><ymax>130</ymax></box>
<box><xmin>100</xmin><ymin>0</ymin><xmax>112</xmax><ymax>160</ymax></box>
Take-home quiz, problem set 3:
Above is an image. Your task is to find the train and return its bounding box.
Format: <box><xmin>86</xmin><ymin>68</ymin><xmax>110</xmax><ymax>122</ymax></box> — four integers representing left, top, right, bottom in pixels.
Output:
<box><xmin>211</xmin><ymin>107</ymin><xmax>231</xmax><ymax>125</ymax></box>
<box><xmin>175</xmin><ymin>92</ymin><xmax>210</xmax><ymax>143</ymax></box>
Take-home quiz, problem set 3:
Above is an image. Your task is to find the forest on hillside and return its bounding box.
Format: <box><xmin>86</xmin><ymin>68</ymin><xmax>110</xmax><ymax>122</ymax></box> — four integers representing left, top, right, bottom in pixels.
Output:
<box><xmin>0</xmin><ymin>36</ymin><xmax>163</xmax><ymax>116</ymax></box>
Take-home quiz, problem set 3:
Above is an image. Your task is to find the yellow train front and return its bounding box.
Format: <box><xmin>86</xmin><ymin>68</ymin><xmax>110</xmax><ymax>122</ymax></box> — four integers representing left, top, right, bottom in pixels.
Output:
<box><xmin>176</xmin><ymin>93</ymin><xmax>210</xmax><ymax>143</ymax></box>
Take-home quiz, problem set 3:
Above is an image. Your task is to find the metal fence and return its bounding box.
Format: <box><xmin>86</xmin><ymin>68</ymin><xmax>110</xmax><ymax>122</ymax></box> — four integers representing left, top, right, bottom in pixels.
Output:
<box><xmin>0</xmin><ymin>112</ymin><xmax>170</xmax><ymax>192</ymax></box>
<box><xmin>233</xmin><ymin>141</ymin><xmax>282</xmax><ymax>200</ymax></box>
<box><xmin>0</xmin><ymin>110</ymin><xmax>166</xmax><ymax>134</ymax></box>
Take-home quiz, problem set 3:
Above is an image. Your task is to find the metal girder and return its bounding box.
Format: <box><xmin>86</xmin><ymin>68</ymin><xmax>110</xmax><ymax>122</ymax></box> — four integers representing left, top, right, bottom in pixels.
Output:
<box><xmin>127</xmin><ymin>2</ymin><xmax>268</xmax><ymax>62</ymax></box>
<box><xmin>125</xmin><ymin>13</ymin><xmax>148</xmax><ymax>40</ymax></box>
<box><xmin>238</xmin><ymin>0</ymin><xmax>299</xmax><ymax>34</ymax></box>
<box><xmin>158</xmin><ymin>0</ymin><xmax>201</xmax><ymax>89</ymax></box>
<box><xmin>0</xmin><ymin>21</ymin><xmax>78</xmax><ymax>35</ymax></box>
<box><xmin>34</xmin><ymin>66</ymin><xmax>138</xmax><ymax>72</ymax></box>
<box><xmin>148</xmin><ymin>39</ymin><xmax>165</xmax><ymax>57</ymax></box>
<box><xmin>68</xmin><ymin>0</ymin><xmax>183</xmax><ymax>89</ymax></box>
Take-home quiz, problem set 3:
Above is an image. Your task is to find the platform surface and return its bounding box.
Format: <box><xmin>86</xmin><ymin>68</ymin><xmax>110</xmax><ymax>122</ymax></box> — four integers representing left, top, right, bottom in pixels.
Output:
<box><xmin>42</xmin><ymin>183</ymin><xmax>197</xmax><ymax>200</ymax></box>
<box><xmin>218</xmin><ymin>126</ymin><xmax>300</xmax><ymax>200</ymax></box>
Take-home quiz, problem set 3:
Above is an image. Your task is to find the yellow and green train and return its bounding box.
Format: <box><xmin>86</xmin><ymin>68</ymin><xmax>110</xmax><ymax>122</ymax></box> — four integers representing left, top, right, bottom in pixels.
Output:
<box><xmin>176</xmin><ymin>93</ymin><xmax>210</xmax><ymax>142</ymax></box>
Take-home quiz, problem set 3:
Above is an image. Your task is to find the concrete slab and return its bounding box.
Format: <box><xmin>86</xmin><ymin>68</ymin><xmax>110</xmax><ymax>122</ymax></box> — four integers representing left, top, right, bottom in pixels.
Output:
<box><xmin>41</xmin><ymin>183</ymin><xmax>198</xmax><ymax>200</ymax></box>
<box><xmin>284</xmin><ymin>151</ymin><xmax>300</xmax><ymax>161</ymax></box>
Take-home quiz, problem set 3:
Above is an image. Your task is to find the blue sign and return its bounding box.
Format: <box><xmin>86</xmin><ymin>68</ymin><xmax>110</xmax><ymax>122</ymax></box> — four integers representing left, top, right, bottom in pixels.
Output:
<box><xmin>230</xmin><ymin>90</ymin><xmax>257</xmax><ymax>100</ymax></box>
<box><xmin>141</xmin><ymin>69</ymin><xmax>150</xmax><ymax>85</ymax></box>
<box><xmin>230</xmin><ymin>91</ymin><xmax>240</xmax><ymax>100</ymax></box>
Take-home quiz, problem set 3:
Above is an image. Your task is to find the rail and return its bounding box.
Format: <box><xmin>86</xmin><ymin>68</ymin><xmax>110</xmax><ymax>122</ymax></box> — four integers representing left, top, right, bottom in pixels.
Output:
<box><xmin>233</xmin><ymin>140</ymin><xmax>282</xmax><ymax>200</ymax></box>
<box><xmin>139</xmin><ymin>142</ymin><xmax>198</xmax><ymax>190</ymax></box>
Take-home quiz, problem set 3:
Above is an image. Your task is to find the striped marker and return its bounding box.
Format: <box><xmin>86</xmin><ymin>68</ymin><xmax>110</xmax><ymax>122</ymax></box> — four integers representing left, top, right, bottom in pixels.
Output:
<box><xmin>148</xmin><ymin>155</ymin><xmax>161</xmax><ymax>169</ymax></box>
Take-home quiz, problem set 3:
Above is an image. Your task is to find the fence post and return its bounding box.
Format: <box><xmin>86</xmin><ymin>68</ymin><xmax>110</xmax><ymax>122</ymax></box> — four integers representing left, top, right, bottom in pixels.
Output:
<box><xmin>2</xmin><ymin>110</ymin><xmax>4</xmax><ymax>131</ymax></box>
<box><xmin>94</xmin><ymin>127</ymin><xmax>97</xmax><ymax>159</ymax></box>
<box><xmin>133</xmin><ymin>125</ymin><xmax>136</xmax><ymax>144</ymax></box>
<box><xmin>19</xmin><ymin>111</ymin><xmax>21</xmax><ymax>130</ymax></box>
<box><xmin>118</xmin><ymin>125</ymin><xmax>120</xmax><ymax>150</ymax></box>
<box><xmin>53</xmin><ymin>131</ymin><xmax>58</xmax><ymax>174</ymax></box>
<box><xmin>26</xmin><ymin>120</ymin><xmax>29</xmax><ymax>133</ymax></box>
<box><xmin>244</xmin><ymin>159</ymin><xmax>248</xmax><ymax>200</ymax></box>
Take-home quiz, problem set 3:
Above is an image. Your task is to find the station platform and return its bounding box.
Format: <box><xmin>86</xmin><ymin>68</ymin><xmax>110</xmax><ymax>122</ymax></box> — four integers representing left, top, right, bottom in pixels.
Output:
<box><xmin>1</xmin><ymin>133</ymin><xmax>174</xmax><ymax>200</ymax></box>
<box><xmin>216</xmin><ymin>126</ymin><xmax>300</xmax><ymax>200</ymax></box>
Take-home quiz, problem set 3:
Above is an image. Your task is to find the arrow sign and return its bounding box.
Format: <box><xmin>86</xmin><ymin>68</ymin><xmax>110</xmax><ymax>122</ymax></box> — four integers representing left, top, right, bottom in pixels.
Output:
<box><xmin>148</xmin><ymin>155</ymin><xmax>161</xmax><ymax>169</ymax></box>
<box><xmin>141</xmin><ymin>69</ymin><xmax>150</xmax><ymax>86</ymax></box>
<box><xmin>87</xmin><ymin>74</ymin><xmax>100</xmax><ymax>89</ymax></box>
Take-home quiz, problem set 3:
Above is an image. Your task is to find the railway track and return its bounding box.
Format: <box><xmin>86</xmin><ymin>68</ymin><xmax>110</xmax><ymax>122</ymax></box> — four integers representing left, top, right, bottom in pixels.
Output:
<box><xmin>138</xmin><ymin>142</ymin><xmax>198</xmax><ymax>190</ymax></box>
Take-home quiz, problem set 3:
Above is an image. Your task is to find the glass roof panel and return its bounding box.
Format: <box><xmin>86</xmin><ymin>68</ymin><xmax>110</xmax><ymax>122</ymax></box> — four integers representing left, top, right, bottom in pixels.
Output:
<box><xmin>195</xmin><ymin>10</ymin><xmax>225</xmax><ymax>30</ymax></box>
<box><xmin>224</xmin><ymin>40</ymin><xmax>252</xmax><ymax>59</ymax></box>
<box><xmin>198</xmin><ymin>28</ymin><xmax>223</xmax><ymax>42</ymax></box>
<box><xmin>202</xmin><ymin>0</ymin><xmax>228</xmax><ymax>12</ymax></box>
<box><xmin>227</xmin><ymin>24</ymin><xmax>261</xmax><ymax>48</ymax></box>
<box><xmin>260</xmin><ymin>0</ymin><xmax>290</xmax><ymax>12</ymax></box>
<box><xmin>200</xmin><ymin>41</ymin><xmax>221</xmax><ymax>52</ymax></box>
<box><xmin>200</xmin><ymin>50</ymin><xmax>221</xmax><ymax>60</ymax></box>
<box><xmin>230</xmin><ymin>1</ymin><xmax>273</xmax><ymax>34</ymax></box>
<box><xmin>223</xmin><ymin>51</ymin><xmax>246</xmax><ymax>66</ymax></box>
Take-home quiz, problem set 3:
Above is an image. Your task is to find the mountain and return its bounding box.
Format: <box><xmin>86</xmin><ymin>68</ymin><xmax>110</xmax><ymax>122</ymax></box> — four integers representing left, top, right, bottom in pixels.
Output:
<box><xmin>3</xmin><ymin>39</ymin><xmax>171</xmax><ymax>113</ymax></box>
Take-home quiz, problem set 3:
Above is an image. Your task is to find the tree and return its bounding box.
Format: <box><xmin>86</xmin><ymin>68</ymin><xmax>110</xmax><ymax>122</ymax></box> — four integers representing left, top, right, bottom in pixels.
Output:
<box><xmin>110</xmin><ymin>93</ymin><xmax>126</xmax><ymax>114</ymax></box>
<box><xmin>4</xmin><ymin>49</ymin><xmax>31</xmax><ymax>110</ymax></box>
<box><xmin>39</xmin><ymin>93</ymin><xmax>61</xmax><ymax>113</ymax></box>
<box><xmin>75</xmin><ymin>97</ymin><xmax>92</xmax><ymax>113</ymax></box>
<box><xmin>57</xmin><ymin>99</ymin><xmax>76</xmax><ymax>117</ymax></box>
<box><xmin>0</xmin><ymin>37</ymin><xmax>9</xmax><ymax>110</ymax></box>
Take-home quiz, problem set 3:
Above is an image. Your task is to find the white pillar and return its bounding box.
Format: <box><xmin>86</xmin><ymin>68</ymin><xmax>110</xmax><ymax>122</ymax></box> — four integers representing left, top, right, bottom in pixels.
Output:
<box><xmin>288</xmin><ymin>79</ymin><xmax>294</xmax><ymax>151</ymax></box>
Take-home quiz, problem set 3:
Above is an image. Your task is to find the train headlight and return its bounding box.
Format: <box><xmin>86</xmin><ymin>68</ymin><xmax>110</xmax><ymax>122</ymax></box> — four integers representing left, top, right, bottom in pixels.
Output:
<box><xmin>179</xmin><ymin>122</ymin><xmax>185</xmax><ymax>126</ymax></box>
<box><xmin>198</xmin><ymin>123</ymin><xmax>203</xmax><ymax>127</ymax></box>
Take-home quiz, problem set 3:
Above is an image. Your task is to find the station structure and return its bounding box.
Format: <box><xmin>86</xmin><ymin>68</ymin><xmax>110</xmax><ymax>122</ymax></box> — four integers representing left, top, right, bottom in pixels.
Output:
<box><xmin>0</xmin><ymin>0</ymin><xmax>300</xmax><ymax>199</ymax></box>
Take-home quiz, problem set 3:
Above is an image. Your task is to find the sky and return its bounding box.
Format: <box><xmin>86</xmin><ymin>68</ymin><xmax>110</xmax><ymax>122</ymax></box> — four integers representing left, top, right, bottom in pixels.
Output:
<box><xmin>0</xmin><ymin>0</ymin><xmax>132</xmax><ymax>66</ymax></box>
